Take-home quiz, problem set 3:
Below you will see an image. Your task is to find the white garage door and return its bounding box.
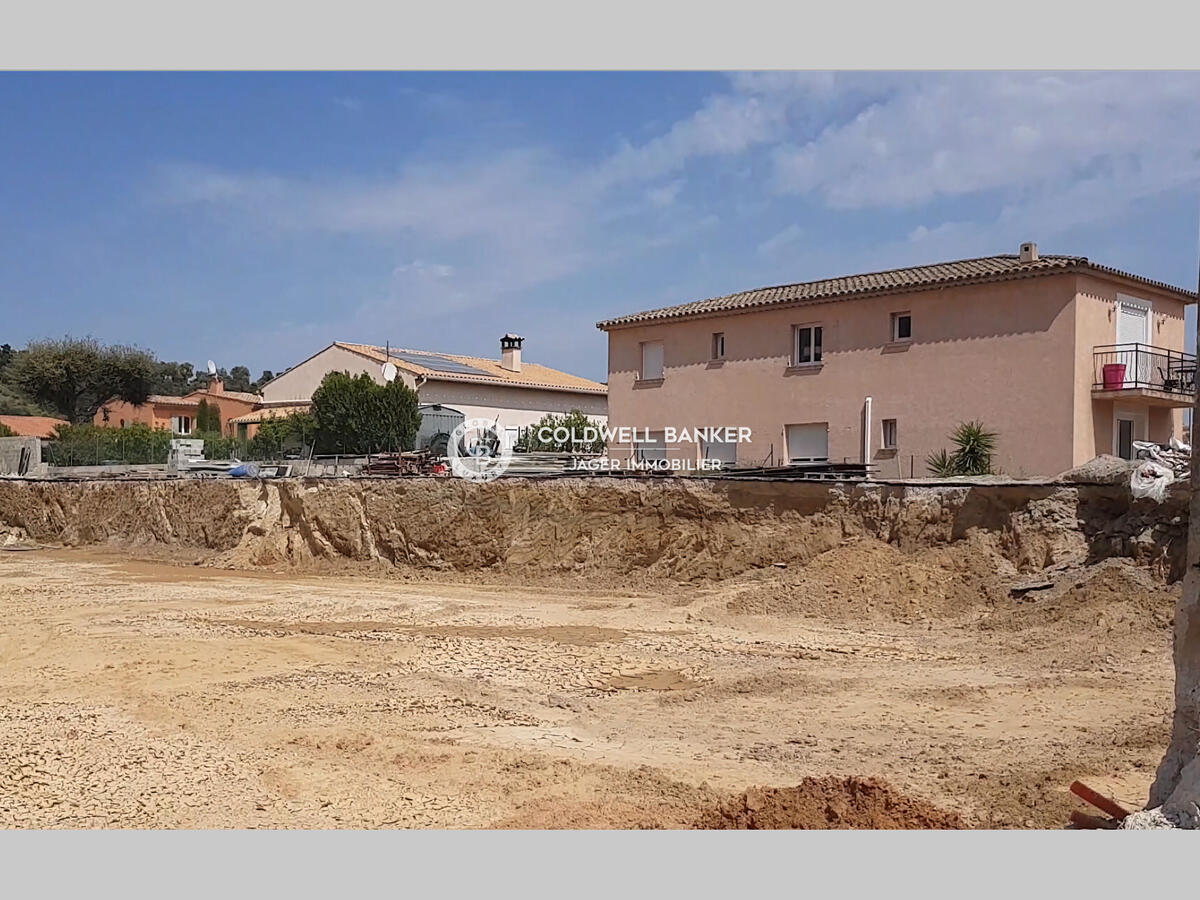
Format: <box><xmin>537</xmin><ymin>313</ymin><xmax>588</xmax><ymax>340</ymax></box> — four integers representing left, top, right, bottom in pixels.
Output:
<box><xmin>786</xmin><ymin>423</ymin><xmax>829</xmax><ymax>464</ymax></box>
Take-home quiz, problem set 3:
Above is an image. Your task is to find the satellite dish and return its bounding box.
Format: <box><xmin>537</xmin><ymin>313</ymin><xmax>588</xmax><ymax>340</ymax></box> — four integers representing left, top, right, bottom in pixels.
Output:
<box><xmin>206</xmin><ymin>360</ymin><xmax>217</xmax><ymax>376</ymax></box>
<box><xmin>382</xmin><ymin>362</ymin><xmax>398</xmax><ymax>383</ymax></box>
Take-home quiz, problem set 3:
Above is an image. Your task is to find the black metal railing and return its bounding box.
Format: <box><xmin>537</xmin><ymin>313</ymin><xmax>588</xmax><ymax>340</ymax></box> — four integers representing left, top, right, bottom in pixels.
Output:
<box><xmin>1092</xmin><ymin>343</ymin><xmax>1196</xmax><ymax>396</ymax></box>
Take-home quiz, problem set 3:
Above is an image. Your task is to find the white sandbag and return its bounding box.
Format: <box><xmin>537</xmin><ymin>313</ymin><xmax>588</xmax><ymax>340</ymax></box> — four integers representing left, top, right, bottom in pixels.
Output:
<box><xmin>1130</xmin><ymin>461</ymin><xmax>1175</xmax><ymax>502</ymax></box>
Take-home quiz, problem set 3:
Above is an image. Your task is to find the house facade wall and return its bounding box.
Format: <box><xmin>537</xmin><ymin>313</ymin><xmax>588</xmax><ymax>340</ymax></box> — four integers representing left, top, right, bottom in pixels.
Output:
<box><xmin>604</xmin><ymin>273</ymin><xmax>1115</xmax><ymax>477</ymax></box>
<box><xmin>417</xmin><ymin>381</ymin><xmax>607</xmax><ymax>431</ymax></box>
<box><xmin>259</xmin><ymin>345</ymin><xmax>418</xmax><ymax>403</ymax></box>
<box><xmin>1072</xmin><ymin>275</ymin><xmax>1188</xmax><ymax>464</ymax></box>
<box><xmin>258</xmin><ymin>343</ymin><xmax>607</xmax><ymax>438</ymax></box>
<box><xmin>96</xmin><ymin>391</ymin><xmax>258</xmax><ymax>435</ymax></box>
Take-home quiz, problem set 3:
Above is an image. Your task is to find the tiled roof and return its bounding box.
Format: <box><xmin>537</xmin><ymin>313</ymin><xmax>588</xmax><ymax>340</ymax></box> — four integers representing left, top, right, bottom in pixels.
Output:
<box><xmin>335</xmin><ymin>343</ymin><xmax>607</xmax><ymax>395</ymax></box>
<box><xmin>596</xmin><ymin>254</ymin><xmax>1198</xmax><ymax>329</ymax></box>
<box><xmin>0</xmin><ymin>414</ymin><xmax>69</xmax><ymax>438</ymax></box>
<box><xmin>202</xmin><ymin>390</ymin><xmax>261</xmax><ymax>404</ymax></box>
<box><xmin>147</xmin><ymin>394</ymin><xmax>201</xmax><ymax>407</ymax></box>
<box><xmin>229</xmin><ymin>402</ymin><xmax>311</xmax><ymax>425</ymax></box>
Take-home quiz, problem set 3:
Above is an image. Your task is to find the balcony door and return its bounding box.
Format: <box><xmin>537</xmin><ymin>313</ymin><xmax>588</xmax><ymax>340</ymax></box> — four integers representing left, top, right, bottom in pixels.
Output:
<box><xmin>1116</xmin><ymin>296</ymin><xmax>1151</xmax><ymax>386</ymax></box>
<box><xmin>1113</xmin><ymin>403</ymin><xmax>1148</xmax><ymax>460</ymax></box>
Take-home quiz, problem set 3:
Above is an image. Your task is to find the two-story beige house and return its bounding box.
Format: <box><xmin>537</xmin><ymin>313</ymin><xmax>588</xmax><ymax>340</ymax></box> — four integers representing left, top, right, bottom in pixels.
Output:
<box><xmin>597</xmin><ymin>243</ymin><xmax>1196</xmax><ymax>477</ymax></box>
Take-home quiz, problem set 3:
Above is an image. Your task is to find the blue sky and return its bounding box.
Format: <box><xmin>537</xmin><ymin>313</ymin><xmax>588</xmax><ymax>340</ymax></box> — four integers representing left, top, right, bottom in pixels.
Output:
<box><xmin>2</xmin><ymin>71</ymin><xmax>1198</xmax><ymax>381</ymax></box>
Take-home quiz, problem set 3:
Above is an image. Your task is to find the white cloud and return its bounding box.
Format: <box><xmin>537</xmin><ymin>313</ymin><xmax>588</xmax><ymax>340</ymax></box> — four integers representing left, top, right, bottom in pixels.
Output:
<box><xmin>757</xmin><ymin>223</ymin><xmax>805</xmax><ymax>256</ymax></box>
<box><xmin>590</xmin><ymin>80</ymin><xmax>793</xmax><ymax>189</ymax></box>
<box><xmin>770</xmin><ymin>72</ymin><xmax>1200</xmax><ymax>220</ymax></box>
<box><xmin>146</xmin><ymin>71</ymin><xmax>1200</xmax><ymax>364</ymax></box>
<box><xmin>393</xmin><ymin>260</ymin><xmax>454</xmax><ymax>279</ymax></box>
<box><xmin>647</xmin><ymin>179</ymin><xmax>684</xmax><ymax>208</ymax></box>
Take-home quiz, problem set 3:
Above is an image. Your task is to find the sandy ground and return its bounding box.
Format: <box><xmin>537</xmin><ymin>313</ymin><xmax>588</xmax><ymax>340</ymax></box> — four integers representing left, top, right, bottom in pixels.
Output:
<box><xmin>0</xmin><ymin>546</ymin><xmax>1175</xmax><ymax>829</ymax></box>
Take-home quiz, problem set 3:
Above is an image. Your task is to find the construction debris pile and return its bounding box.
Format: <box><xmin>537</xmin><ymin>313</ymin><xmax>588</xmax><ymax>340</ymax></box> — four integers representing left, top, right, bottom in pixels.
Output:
<box><xmin>360</xmin><ymin>451</ymin><xmax>445</xmax><ymax>477</ymax></box>
<box><xmin>1130</xmin><ymin>439</ymin><xmax>1190</xmax><ymax>502</ymax></box>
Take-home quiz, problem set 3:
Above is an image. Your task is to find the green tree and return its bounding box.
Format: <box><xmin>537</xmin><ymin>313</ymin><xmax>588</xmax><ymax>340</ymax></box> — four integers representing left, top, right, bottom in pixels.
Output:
<box><xmin>149</xmin><ymin>360</ymin><xmax>195</xmax><ymax>396</ymax></box>
<box><xmin>226</xmin><ymin>365</ymin><xmax>253</xmax><ymax>392</ymax></box>
<box><xmin>0</xmin><ymin>343</ymin><xmax>13</xmax><ymax>372</ymax></box>
<box><xmin>310</xmin><ymin>371</ymin><xmax>421</xmax><ymax>454</ymax></box>
<box><xmin>248</xmin><ymin>411</ymin><xmax>315</xmax><ymax>459</ymax></box>
<box><xmin>516</xmin><ymin>409</ymin><xmax>605</xmax><ymax>453</ymax></box>
<box><xmin>195</xmin><ymin>399</ymin><xmax>223</xmax><ymax>433</ymax></box>
<box><xmin>0</xmin><ymin>421</ymin><xmax>15</xmax><ymax>438</ymax></box>
<box><xmin>6</xmin><ymin>337</ymin><xmax>156</xmax><ymax>424</ymax></box>
<box><xmin>253</xmin><ymin>370</ymin><xmax>275</xmax><ymax>391</ymax></box>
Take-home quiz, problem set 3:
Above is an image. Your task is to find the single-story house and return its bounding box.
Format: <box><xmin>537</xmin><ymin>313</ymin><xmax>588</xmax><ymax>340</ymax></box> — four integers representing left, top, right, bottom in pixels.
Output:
<box><xmin>94</xmin><ymin>377</ymin><xmax>261</xmax><ymax>436</ymax></box>
<box><xmin>242</xmin><ymin>334</ymin><xmax>607</xmax><ymax>446</ymax></box>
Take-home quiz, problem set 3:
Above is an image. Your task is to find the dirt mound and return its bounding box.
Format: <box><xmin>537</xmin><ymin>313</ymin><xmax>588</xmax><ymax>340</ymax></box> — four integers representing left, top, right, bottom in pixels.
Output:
<box><xmin>981</xmin><ymin>560</ymin><xmax>1178</xmax><ymax>636</ymax></box>
<box><xmin>726</xmin><ymin>535</ymin><xmax>1009</xmax><ymax>621</ymax></box>
<box><xmin>698</xmin><ymin>777</ymin><xmax>966</xmax><ymax>829</ymax></box>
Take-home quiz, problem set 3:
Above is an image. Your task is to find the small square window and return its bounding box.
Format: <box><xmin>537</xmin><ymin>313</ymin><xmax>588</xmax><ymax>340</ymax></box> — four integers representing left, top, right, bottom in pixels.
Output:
<box><xmin>794</xmin><ymin>324</ymin><xmax>823</xmax><ymax>365</ymax></box>
<box><xmin>891</xmin><ymin>312</ymin><xmax>912</xmax><ymax>342</ymax></box>
<box><xmin>882</xmin><ymin>418</ymin><xmax>898</xmax><ymax>450</ymax></box>
<box><xmin>711</xmin><ymin>332</ymin><xmax>725</xmax><ymax>360</ymax></box>
<box><xmin>640</xmin><ymin>340</ymin><xmax>664</xmax><ymax>380</ymax></box>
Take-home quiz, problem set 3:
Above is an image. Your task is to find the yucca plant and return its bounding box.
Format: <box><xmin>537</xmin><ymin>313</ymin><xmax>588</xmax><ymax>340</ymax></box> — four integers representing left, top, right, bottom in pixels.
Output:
<box><xmin>925</xmin><ymin>421</ymin><xmax>998</xmax><ymax>477</ymax></box>
<box><xmin>950</xmin><ymin>420</ymin><xmax>997</xmax><ymax>475</ymax></box>
<box><xmin>925</xmin><ymin>448</ymin><xmax>957</xmax><ymax>477</ymax></box>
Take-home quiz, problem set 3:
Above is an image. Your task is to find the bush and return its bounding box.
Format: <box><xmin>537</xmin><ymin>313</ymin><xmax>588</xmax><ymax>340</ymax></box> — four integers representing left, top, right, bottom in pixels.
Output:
<box><xmin>196</xmin><ymin>430</ymin><xmax>240</xmax><ymax>460</ymax></box>
<box><xmin>515</xmin><ymin>409</ymin><xmax>605</xmax><ymax>453</ymax></box>
<box><xmin>45</xmin><ymin>422</ymin><xmax>174</xmax><ymax>466</ymax></box>
<box><xmin>0</xmin><ymin>421</ymin><xmax>15</xmax><ymax>438</ymax></box>
<box><xmin>310</xmin><ymin>372</ymin><xmax>420</xmax><ymax>454</ymax></box>
<box><xmin>247</xmin><ymin>412</ymin><xmax>315</xmax><ymax>459</ymax></box>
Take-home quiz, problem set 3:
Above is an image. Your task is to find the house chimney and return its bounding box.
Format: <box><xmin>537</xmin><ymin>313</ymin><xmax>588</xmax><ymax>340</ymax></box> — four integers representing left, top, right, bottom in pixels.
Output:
<box><xmin>209</xmin><ymin>375</ymin><xmax>225</xmax><ymax>394</ymax></box>
<box><xmin>500</xmin><ymin>333</ymin><xmax>524</xmax><ymax>372</ymax></box>
<box><xmin>1019</xmin><ymin>241</ymin><xmax>1039</xmax><ymax>263</ymax></box>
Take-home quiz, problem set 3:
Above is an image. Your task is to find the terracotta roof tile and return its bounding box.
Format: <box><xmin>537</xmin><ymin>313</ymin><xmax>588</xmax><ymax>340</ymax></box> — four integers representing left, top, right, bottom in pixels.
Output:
<box><xmin>202</xmin><ymin>390</ymin><xmax>261</xmax><ymax>404</ymax></box>
<box><xmin>596</xmin><ymin>254</ymin><xmax>1197</xmax><ymax>329</ymax></box>
<box><xmin>335</xmin><ymin>343</ymin><xmax>607</xmax><ymax>395</ymax></box>
<box><xmin>147</xmin><ymin>394</ymin><xmax>201</xmax><ymax>407</ymax></box>
<box><xmin>229</xmin><ymin>402</ymin><xmax>311</xmax><ymax>425</ymax></box>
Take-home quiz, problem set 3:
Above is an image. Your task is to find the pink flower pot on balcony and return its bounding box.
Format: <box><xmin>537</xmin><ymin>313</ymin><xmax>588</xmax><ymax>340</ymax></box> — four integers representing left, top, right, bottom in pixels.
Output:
<box><xmin>1102</xmin><ymin>362</ymin><xmax>1127</xmax><ymax>390</ymax></box>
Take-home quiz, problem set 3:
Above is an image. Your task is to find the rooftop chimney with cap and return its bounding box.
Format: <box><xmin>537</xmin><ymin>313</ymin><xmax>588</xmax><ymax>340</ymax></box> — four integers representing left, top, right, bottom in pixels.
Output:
<box><xmin>1019</xmin><ymin>241</ymin><xmax>1039</xmax><ymax>263</ymax></box>
<box><xmin>500</xmin><ymin>333</ymin><xmax>524</xmax><ymax>373</ymax></box>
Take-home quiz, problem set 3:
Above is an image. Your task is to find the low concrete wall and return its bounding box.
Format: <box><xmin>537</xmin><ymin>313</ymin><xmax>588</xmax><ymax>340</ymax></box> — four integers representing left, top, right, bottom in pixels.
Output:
<box><xmin>0</xmin><ymin>437</ymin><xmax>44</xmax><ymax>477</ymax></box>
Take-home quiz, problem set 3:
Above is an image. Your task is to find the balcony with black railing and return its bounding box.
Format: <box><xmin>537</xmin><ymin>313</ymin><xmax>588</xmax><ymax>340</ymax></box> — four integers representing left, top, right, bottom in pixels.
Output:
<box><xmin>1092</xmin><ymin>343</ymin><xmax>1196</xmax><ymax>407</ymax></box>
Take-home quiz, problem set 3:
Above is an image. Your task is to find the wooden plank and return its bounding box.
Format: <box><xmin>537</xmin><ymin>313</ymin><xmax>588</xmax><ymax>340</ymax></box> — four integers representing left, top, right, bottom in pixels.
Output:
<box><xmin>1069</xmin><ymin>781</ymin><xmax>1132</xmax><ymax>821</ymax></box>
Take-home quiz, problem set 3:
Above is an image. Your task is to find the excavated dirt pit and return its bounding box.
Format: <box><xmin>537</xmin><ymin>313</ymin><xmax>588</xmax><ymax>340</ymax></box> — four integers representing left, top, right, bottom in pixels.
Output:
<box><xmin>699</xmin><ymin>778</ymin><xmax>966</xmax><ymax>829</ymax></box>
<box><xmin>0</xmin><ymin>476</ymin><xmax>1186</xmax><ymax>828</ymax></box>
